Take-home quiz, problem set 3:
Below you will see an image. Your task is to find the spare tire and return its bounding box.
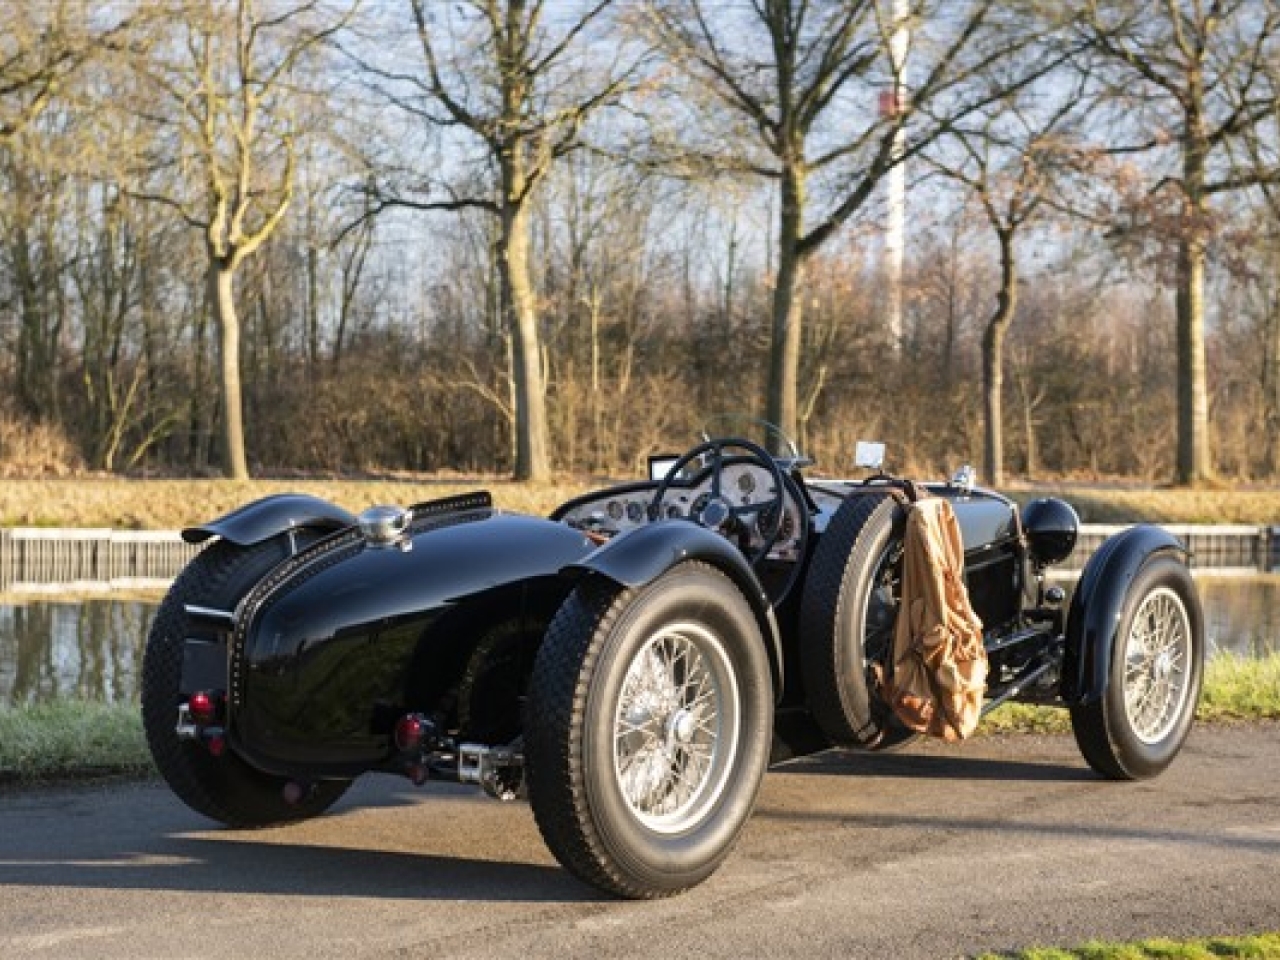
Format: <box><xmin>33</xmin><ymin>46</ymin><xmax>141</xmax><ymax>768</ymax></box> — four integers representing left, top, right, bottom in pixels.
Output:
<box><xmin>141</xmin><ymin>535</ymin><xmax>352</xmax><ymax>827</ymax></box>
<box><xmin>799</xmin><ymin>493</ymin><xmax>914</xmax><ymax>750</ymax></box>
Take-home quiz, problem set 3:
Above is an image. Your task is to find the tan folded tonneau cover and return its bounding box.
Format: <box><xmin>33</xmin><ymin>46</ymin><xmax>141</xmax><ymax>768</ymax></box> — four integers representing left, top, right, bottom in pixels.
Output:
<box><xmin>880</xmin><ymin>496</ymin><xmax>988</xmax><ymax>741</ymax></box>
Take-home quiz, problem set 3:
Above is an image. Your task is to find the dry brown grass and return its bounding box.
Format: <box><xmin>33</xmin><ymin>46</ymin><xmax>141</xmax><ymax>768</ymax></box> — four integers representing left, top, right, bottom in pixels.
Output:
<box><xmin>1002</xmin><ymin>484</ymin><xmax>1280</xmax><ymax>524</ymax></box>
<box><xmin>1</xmin><ymin>475</ymin><xmax>1278</xmax><ymax>530</ymax></box>
<box><xmin>0</xmin><ymin>413</ymin><xmax>84</xmax><ymax>478</ymax></box>
<box><xmin>0</xmin><ymin>477</ymin><xmax>580</xmax><ymax>529</ymax></box>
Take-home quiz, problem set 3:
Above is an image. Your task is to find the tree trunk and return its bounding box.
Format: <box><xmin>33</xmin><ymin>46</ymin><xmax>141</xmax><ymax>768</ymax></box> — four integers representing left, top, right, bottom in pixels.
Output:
<box><xmin>12</xmin><ymin>222</ymin><xmax>47</xmax><ymax>418</ymax></box>
<box><xmin>1019</xmin><ymin>377</ymin><xmax>1037</xmax><ymax>477</ymax></box>
<box><xmin>1265</xmin><ymin>249</ymin><xmax>1280</xmax><ymax>477</ymax></box>
<box><xmin>941</xmin><ymin>227</ymin><xmax>961</xmax><ymax>390</ymax></box>
<box><xmin>499</xmin><ymin>201</ymin><xmax>550</xmax><ymax>482</ymax></box>
<box><xmin>190</xmin><ymin>287</ymin><xmax>208</xmax><ymax>469</ymax></box>
<box><xmin>983</xmin><ymin>229</ymin><xmax>1017</xmax><ymax>488</ymax></box>
<box><xmin>307</xmin><ymin>241</ymin><xmax>320</xmax><ymax>380</ymax></box>
<box><xmin>766</xmin><ymin>164</ymin><xmax>806</xmax><ymax>450</ymax></box>
<box><xmin>1175</xmin><ymin>89</ymin><xmax>1213</xmax><ymax>486</ymax></box>
<box><xmin>1174</xmin><ymin>230</ymin><xmax>1211</xmax><ymax>486</ymax></box>
<box><xmin>210</xmin><ymin>261</ymin><xmax>250</xmax><ymax>480</ymax></box>
<box><xmin>11</xmin><ymin>211</ymin><xmax>60</xmax><ymax>422</ymax></box>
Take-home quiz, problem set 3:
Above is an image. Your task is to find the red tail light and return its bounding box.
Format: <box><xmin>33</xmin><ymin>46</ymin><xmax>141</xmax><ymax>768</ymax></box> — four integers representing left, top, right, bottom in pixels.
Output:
<box><xmin>188</xmin><ymin>691</ymin><xmax>219</xmax><ymax>725</ymax></box>
<box><xmin>394</xmin><ymin>713</ymin><xmax>429</xmax><ymax>752</ymax></box>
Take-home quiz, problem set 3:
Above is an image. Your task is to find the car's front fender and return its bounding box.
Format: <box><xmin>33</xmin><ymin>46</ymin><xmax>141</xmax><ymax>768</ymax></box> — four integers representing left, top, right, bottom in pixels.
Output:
<box><xmin>1060</xmin><ymin>524</ymin><xmax>1189</xmax><ymax>705</ymax></box>
<box><xmin>181</xmin><ymin>493</ymin><xmax>356</xmax><ymax>546</ymax></box>
<box><xmin>564</xmin><ymin>521</ymin><xmax>784</xmax><ymax>697</ymax></box>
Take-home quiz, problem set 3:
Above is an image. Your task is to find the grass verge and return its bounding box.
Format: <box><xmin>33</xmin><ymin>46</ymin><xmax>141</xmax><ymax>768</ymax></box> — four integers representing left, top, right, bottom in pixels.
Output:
<box><xmin>1</xmin><ymin>655</ymin><xmax>1277</xmax><ymax>784</ymax></box>
<box><xmin>0</xmin><ymin>699</ymin><xmax>152</xmax><ymax>784</ymax></box>
<box><xmin>982</xmin><ymin>653</ymin><xmax>1280</xmax><ymax>734</ymax></box>
<box><xmin>977</xmin><ymin>932</ymin><xmax>1280</xmax><ymax>959</ymax></box>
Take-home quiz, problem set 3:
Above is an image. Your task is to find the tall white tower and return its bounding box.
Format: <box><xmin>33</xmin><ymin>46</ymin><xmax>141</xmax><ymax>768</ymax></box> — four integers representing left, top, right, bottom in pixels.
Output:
<box><xmin>883</xmin><ymin>0</ymin><xmax>910</xmax><ymax>351</ymax></box>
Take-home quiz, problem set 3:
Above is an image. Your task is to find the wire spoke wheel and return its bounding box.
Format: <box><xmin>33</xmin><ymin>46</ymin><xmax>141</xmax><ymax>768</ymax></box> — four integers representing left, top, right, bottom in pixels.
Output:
<box><xmin>1070</xmin><ymin>556</ymin><xmax>1204</xmax><ymax>781</ymax></box>
<box><xmin>613</xmin><ymin>624</ymin><xmax>740</xmax><ymax>834</ymax></box>
<box><xmin>1122</xmin><ymin>587</ymin><xmax>1192</xmax><ymax>745</ymax></box>
<box><xmin>525</xmin><ymin>562</ymin><xmax>772</xmax><ymax>899</ymax></box>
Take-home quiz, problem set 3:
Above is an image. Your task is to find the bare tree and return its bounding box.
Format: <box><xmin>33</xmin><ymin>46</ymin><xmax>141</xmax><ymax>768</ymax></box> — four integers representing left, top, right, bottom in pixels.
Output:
<box><xmin>645</xmin><ymin>0</ymin><xmax>1053</xmax><ymax>449</ymax></box>
<box><xmin>0</xmin><ymin>148</ymin><xmax>68</xmax><ymax>422</ymax></box>
<box><xmin>0</xmin><ymin>3</ymin><xmax>132</xmax><ymax>425</ymax></box>
<box><xmin>359</xmin><ymin>0</ymin><xmax>635</xmax><ymax>481</ymax></box>
<box><xmin>929</xmin><ymin>71</ymin><xmax>1086</xmax><ymax>485</ymax></box>
<box><xmin>1257</xmin><ymin>241</ymin><xmax>1280</xmax><ymax>474</ymax></box>
<box><xmin>1076</xmin><ymin>0</ymin><xmax>1280</xmax><ymax>485</ymax></box>
<box><xmin>0</xmin><ymin>3</ymin><xmax>123</xmax><ymax>145</ymax></box>
<box><xmin>1238</xmin><ymin>62</ymin><xmax>1280</xmax><ymax>475</ymax></box>
<box><xmin>124</xmin><ymin>0</ymin><xmax>354</xmax><ymax>479</ymax></box>
<box><xmin>534</xmin><ymin>149</ymin><xmax>667</xmax><ymax>472</ymax></box>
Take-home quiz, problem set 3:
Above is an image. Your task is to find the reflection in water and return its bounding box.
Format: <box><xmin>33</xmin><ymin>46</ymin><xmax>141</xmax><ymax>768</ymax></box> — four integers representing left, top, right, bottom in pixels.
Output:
<box><xmin>1198</xmin><ymin>577</ymin><xmax>1280</xmax><ymax>660</ymax></box>
<box><xmin>0</xmin><ymin>599</ymin><xmax>157</xmax><ymax>707</ymax></box>
<box><xmin>0</xmin><ymin>576</ymin><xmax>1277</xmax><ymax>706</ymax></box>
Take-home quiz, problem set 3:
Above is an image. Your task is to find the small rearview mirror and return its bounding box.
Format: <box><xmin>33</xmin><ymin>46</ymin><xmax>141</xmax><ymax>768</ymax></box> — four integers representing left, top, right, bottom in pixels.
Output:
<box><xmin>648</xmin><ymin>455</ymin><xmax>680</xmax><ymax>482</ymax></box>
<box><xmin>854</xmin><ymin>441</ymin><xmax>886</xmax><ymax>471</ymax></box>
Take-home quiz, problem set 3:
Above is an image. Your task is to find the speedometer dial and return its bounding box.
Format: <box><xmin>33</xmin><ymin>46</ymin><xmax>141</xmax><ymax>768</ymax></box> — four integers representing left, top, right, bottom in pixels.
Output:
<box><xmin>757</xmin><ymin>503</ymin><xmax>796</xmax><ymax>544</ymax></box>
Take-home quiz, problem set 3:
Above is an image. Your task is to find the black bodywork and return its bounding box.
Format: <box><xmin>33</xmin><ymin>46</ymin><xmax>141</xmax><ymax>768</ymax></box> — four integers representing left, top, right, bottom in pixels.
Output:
<box><xmin>150</xmin><ymin>438</ymin><xmax>1205</xmax><ymax>897</ymax></box>
<box><xmin>174</xmin><ymin>457</ymin><xmax>1182</xmax><ymax>785</ymax></box>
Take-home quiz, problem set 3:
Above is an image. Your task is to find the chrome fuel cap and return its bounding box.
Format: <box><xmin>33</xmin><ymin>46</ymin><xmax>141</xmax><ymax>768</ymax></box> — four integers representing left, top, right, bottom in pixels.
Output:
<box><xmin>358</xmin><ymin>505</ymin><xmax>413</xmax><ymax>549</ymax></box>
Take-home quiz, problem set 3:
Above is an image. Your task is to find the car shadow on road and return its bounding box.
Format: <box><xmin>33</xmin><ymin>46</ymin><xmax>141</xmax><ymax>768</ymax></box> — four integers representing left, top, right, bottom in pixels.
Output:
<box><xmin>0</xmin><ymin>779</ymin><xmax>607</xmax><ymax>903</ymax></box>
<box><xmin>0</xmin><ymin>832</ymin><xmax>604</xmax><ymax>903</ymax></box>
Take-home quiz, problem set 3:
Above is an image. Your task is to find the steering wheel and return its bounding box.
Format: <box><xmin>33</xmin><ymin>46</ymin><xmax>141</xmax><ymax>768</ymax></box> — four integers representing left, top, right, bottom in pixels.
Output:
<box><xmin>648</xmin><ymin>437</ymin><xmax>787</xmax><ymax>567</ymax></box>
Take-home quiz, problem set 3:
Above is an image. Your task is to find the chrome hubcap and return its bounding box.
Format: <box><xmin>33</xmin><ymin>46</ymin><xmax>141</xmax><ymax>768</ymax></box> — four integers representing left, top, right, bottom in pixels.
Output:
<box><xmin>612</xmin><ymin>623</ymin><xmax>740</xmax><ymax>834</ymax></box>
<box><xmin>1123</xmin><ymin>587</ymin><xmax>1192</xmax><ymax>744</ymax></box>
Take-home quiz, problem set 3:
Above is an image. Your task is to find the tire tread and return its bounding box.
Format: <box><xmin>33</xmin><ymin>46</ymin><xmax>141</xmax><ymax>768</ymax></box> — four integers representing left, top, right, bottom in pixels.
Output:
<box><xmin>525</xmin><ymin>576</ymin><xmax>658</xmax><ymax>897</ymax></box>
<box><xmin>141</xmin><ymin>538</ymin><xmax>349</xmax><ymax>827</ymax></box>
<box><xmin>526</xmin><ymin>561</ymin><xmax>768</xmax><ymax>899</ymax></box>
<box><xmin>1067</xmin><ymin>557</ymin><xmax>1203</xmax><ymax>781</ymax></box>
<box><xmin>799</xmin><ymin>494</ymin><xmax>905</xmax><ymax>748</ymax></box>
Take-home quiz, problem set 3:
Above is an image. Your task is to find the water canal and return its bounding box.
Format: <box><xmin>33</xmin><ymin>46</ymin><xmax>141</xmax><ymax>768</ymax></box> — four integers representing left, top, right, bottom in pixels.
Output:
<box><xmin>1</xmin><ymin>576</ymin><xmax>1277</xmax><ymax>707</ymax></box>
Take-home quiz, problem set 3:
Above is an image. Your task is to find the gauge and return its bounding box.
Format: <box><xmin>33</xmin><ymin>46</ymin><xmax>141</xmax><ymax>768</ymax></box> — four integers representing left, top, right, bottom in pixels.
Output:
<box><xmin>758</xmin><ymin>503</ymin><xmax>796</xmax><ymax>542</ymax></box>
<box><xmin>607</xmin><ymin>500</ymin><xmax>623</xmax><ymax>521</ymax></box>
<box><xmin>626</xmin><ymin>500</ymin><xmax>644</xmax><ymax>522</ymax></box>
<box><xmin>691</xmin><ymin>492</ymin><xmax>712</xmax><ymax>518</ymax></box>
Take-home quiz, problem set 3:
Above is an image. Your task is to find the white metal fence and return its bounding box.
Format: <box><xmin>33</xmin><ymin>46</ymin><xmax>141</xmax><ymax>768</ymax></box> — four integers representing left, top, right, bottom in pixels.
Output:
<box><xmin>1061</xmin><ymin>524</ymin><xmax>1280</xmax><ymax>575</ymax></box>
<box><xmin>0</xmin><ymin>529</ymin><xmax>203</xmax><ymax>592</ymax></box>
<box><xmin>0</xmin><ymin>522</ymin><xmax>1277</xmax><ymax>591</ymax></box>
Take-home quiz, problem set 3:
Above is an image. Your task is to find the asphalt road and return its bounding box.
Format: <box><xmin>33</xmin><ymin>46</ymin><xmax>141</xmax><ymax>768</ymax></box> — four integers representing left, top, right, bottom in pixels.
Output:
<box><xmin>1</xmin><ymin>723</ymin><xmax>1277</xmax><ymax>960</ymax></box>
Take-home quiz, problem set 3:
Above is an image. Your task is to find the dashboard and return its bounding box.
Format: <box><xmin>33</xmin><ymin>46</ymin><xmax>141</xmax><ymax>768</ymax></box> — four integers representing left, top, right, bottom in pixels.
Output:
<box><xmin>554</xmin><ymin>460</ymin><xmax>808</xmax><ymax>562</ymax></box>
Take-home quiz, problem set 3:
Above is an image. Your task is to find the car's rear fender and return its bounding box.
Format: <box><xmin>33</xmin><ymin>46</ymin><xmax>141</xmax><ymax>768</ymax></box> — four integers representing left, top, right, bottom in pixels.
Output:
<box><xmin>1060</xmin><ymin>524</ymin><xmax>1189</xmax><ymax>706</ymax></box>
<box><xmin>563</xmin><ymin>521</ymin><xmax>785</xmax><ymax>698</ymax></box>
<box><xmin>181</xmin><ymin>493</ymin><xmax>356</xmax><ymax>547</ymax></box>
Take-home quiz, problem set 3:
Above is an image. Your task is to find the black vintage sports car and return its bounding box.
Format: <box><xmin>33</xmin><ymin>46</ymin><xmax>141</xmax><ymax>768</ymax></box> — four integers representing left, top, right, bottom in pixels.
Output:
<box><xmin>142</xmin><ymin>432</ymin><xmax>1204</xmax><ymax>899</ymax></box>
